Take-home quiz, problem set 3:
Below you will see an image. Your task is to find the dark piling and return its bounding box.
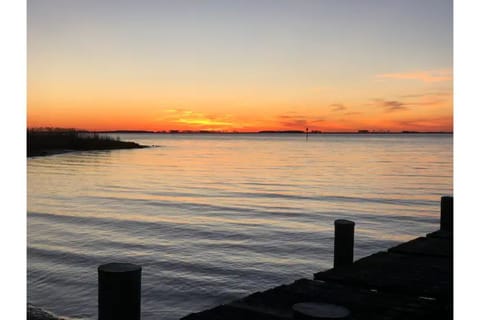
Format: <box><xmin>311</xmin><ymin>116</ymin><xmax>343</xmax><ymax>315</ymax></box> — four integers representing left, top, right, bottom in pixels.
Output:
<box><xmin>333</xmin><ymin>219</ymin><xmax>355</xmax><ymax>268</ymax></box>
<box><xmin>98</xmin><ymin>263</ymin><xmax>142</xmax><ymax>320</ymax></box>
<box><xmin>440</xmin><ymin>196</ymin><xmax>453</xmax><ymax>233</ymax></box>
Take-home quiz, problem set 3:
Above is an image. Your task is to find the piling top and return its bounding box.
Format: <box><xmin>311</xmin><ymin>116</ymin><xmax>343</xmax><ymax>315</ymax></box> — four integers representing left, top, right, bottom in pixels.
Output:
<box><xmin>98</xmin><ymin>263</ymin><xmax>141</xmax><ymax>273</ymax></box>
<box><xmin>334</xmin><ymin>219</ymin><xmax>355</xmax><ymax>226</ymax></box>
<box><xmin>292</xmin><ymin>302</ymin><xmax>351</xmax><ymax>319</ymax></box>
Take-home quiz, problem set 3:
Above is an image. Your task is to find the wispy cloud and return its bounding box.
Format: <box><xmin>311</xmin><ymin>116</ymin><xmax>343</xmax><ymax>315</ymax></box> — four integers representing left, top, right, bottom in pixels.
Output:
<box><xmin>393</xmin><ymin>116</ymin><xmax>453</xmax><ymax>131</ymax></box>
<box><xmin>376</xmin><ymin>69</ymin><xmax>452</xmax><ymax>83</ymax></box>
<box><xmin>374</xmin><ymin>99</ymin><xmax>409</xmax><ymax>112</ymax></box>
<box><xmin>164</xmin><ymin>108</ymin><xmax>190</xmax><ymax>114</ymax></box>
<box><xmin>330</xmin><ymin>103</ymin><xmax>347</xmax><ymax>112</ymax></box>
<box><xmin>371</xmin><ymin>89</ymin><xmax>452</xmax><ymax>113</ymax></box>
<box><xmin>161</xmin><ymin>109</ymin><xmax>233</xmax><ymax>127</ymax></box>
<box><xmin>399</xmin><ymin>90</ymin><xmax>452</xmax><ymax>106</ymax></box>
<box><xmin>176</xmin><ymin>118</ymin><xmax>233</xmax><ymax>126</ymax></box>
<box><xmin>278</xmin><ymin>114</ymin><xmax>324</xmax><ymax>128</ymax></box>
<box><xmin>281</xmin><ymin>118</ymin><xmax>308</xmax><ymax>127</ymax></box>
<box><xmin>328</xmin><ymin>103</ymin><xmax>363</xmax><ymax>117</ymax></box>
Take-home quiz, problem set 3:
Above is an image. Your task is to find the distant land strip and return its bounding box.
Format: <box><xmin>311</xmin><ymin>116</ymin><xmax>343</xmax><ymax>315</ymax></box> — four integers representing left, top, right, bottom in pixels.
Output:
<box><xmin>95</xmin><ymin>130</ymin><xmax>453</xmax><ymax>134</ymax></box>
<box><xmin>27</xmin><ymin>128</ymin><xmax>148</xmax><ymax>157</ymax></box>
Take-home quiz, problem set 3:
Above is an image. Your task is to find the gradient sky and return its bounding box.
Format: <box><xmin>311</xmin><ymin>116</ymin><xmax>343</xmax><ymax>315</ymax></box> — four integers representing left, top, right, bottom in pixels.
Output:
<box><xmin>27</xmin><ymin>0</ymin><xmax>453</xmax><ymax>132</ymax></box>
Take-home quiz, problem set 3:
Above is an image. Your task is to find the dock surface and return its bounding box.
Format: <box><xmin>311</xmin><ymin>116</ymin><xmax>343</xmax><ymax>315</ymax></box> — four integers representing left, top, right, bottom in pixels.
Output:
<box><xmin>181</xmin><ymin>229</ymin><xmax>452</xmax><ymax>320</ymax></box>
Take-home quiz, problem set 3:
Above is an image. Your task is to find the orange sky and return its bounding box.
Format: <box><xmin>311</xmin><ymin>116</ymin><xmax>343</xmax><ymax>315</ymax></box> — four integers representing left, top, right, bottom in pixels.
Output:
<box><xmin>27</xmin><ymin>1</ymin><xmax>453</xmax><ymax>132</ymax></box>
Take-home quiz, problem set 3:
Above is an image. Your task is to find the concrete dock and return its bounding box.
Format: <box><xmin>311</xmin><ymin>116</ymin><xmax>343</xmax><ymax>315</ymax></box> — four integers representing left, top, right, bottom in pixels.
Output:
<box><xmin>180</xmin><ymin>198</ymin><xmax>453</xmax><ymax>320</ymax></box>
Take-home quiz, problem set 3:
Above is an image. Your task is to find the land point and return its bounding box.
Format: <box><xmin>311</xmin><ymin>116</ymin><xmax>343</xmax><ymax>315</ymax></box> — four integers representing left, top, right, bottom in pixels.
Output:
<box><xmin>27</xmin><ymin>128</ymin><xmax>148</xmax><ymax>157</ymax></box>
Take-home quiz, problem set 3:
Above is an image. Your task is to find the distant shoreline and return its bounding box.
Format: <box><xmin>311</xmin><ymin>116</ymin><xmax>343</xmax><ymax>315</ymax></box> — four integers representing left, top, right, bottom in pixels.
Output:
<box><xmin>96</xmin><ymin>130</ymin><xmax>453</xmax><ymax>134</ymax></box>
<box><xmin>26</xmin><ymin>129</ymin><xmax>452</xmax><ymax>158</ymax></box>
<box><xmin>27</xmin><ymin>129</ymin><xmax>148</xmax><ymax>158</ymax></box>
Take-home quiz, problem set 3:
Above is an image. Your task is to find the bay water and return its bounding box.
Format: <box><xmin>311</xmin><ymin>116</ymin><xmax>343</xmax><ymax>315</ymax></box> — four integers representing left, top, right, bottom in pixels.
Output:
<box><xmin>27</xmin><ymin>133</ymin><xmax>453</xmax><ymax>319</ymax></box>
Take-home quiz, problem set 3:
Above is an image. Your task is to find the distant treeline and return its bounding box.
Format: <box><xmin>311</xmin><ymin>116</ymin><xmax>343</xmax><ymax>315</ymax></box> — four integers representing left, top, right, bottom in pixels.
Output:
<box><xmin>27</xmin><ymin>128</ymin><xmax>146</xmax><ymax>157</ymax></box>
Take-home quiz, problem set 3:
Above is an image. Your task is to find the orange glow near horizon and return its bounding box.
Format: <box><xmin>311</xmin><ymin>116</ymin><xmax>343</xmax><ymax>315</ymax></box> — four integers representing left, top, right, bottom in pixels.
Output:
<box><xmin>27</xmin><ymin>75</ymin><xmax>453</xmax><ymax>132</ymax></box>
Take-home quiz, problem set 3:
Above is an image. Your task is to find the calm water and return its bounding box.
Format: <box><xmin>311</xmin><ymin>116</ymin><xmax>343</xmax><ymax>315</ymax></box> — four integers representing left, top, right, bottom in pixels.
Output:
<box><xmin>27</xmin><ymin>133</ymin><xmax>452</xmax><ymax>320</ymax></box>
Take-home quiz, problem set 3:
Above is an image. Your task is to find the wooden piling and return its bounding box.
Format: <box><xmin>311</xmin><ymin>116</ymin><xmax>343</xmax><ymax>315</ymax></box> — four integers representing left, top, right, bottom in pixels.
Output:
<box><xmin>440</xmin><ymin>196</ymin><xmax>453</xmax><ymax>233</ymax></box>
<box><xmin>98</xmin><ymin>263</ymin><xmax>142</xmax><ymax>320</ymax></box>
<box><xmin>334</xmin><ymin>219</ymin><xmax>355</xmax><ymax>268</ymax></box>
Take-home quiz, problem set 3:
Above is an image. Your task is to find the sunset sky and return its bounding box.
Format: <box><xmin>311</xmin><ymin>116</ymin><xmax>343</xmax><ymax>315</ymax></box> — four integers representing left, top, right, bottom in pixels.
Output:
<box><xmin>27</xmin><ymin>0</ymin><xmax>453</xmax><ymax>132</ymax></box>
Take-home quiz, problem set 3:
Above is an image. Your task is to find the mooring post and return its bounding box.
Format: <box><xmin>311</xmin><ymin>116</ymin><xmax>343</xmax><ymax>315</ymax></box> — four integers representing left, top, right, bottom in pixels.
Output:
<box><xmin>440</xmin><ymin>196</ymin><xmax>453</xmax><ymax>233</ymax></box>
<box><xmin>334</xmin><ymin>219</ymin><xmax>355</xmax><ymax>268</ymax></box>
<box><xmin>98</xmin><ymin>262</ymin><xmax>142</xmax><ymax>320</ymax></box>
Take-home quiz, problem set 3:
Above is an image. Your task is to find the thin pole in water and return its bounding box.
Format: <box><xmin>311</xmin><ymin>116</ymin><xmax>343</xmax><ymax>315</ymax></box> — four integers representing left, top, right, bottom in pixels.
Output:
<box><xmin>306</xmin><ymin>127</ymin><xmax>309</xmax><ymax>141</ymax></box>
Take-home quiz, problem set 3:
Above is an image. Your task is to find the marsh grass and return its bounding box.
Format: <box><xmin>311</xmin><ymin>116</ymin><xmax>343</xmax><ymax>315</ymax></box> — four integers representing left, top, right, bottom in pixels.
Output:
<box><xmin>27</xmin><ymin>128</ymin><xmax>145</xmax><ymax>157</ymax></box>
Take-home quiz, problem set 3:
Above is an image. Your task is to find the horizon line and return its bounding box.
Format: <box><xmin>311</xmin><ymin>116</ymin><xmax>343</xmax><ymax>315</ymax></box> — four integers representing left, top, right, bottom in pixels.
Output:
<box><xmin>28</xmin><ymin>128</ymin><xmax>453</xmax><ymax>134</ymax></box>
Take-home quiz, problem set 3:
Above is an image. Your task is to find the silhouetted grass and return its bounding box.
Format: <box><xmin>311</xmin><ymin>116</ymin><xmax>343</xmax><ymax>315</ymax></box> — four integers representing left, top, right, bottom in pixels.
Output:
<box><xmin>27</xmin><ymin>128</ymin><xmax>146</xmax><ymax>157</ymax></box>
